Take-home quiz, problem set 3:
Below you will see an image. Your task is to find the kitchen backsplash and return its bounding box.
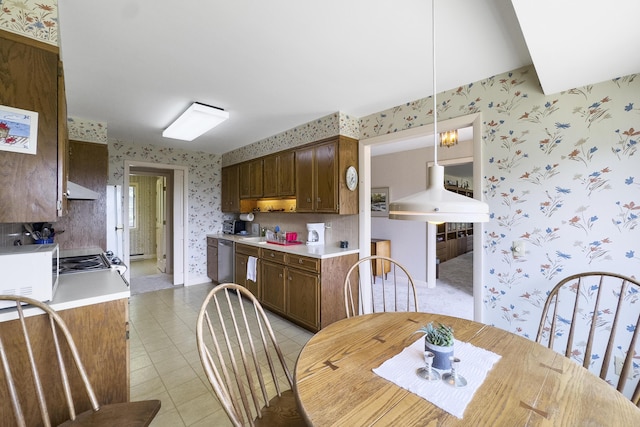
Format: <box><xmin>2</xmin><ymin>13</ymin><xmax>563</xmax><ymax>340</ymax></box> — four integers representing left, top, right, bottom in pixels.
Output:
<box><xmin>0</xmin><ymin>223</ymin><xmax>29</xmax><ymax>247</ymax></box>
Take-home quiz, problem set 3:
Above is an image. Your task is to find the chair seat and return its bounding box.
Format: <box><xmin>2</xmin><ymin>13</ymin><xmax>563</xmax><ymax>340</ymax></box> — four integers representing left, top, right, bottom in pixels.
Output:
<box><xmin>58</xmin><ymin>400</ymin><xmax>161</xmax><ymax>426</ymax></box>
<box><xmin>254</xmin><ymin>390</ymin><xmax>305</xmax><ymax>427</ymax></box>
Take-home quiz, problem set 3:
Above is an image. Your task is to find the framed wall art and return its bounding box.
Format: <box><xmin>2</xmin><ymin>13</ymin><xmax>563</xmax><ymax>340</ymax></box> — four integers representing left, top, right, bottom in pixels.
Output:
<box><xmin>371</xmin><ymin>187</ymin><xmax>389</xmax><ymax>217</ymax></box>
<box><xmin>0</xmin><ymin>105</ymin><xmax>38</xmax><ymax>155</ymax></box>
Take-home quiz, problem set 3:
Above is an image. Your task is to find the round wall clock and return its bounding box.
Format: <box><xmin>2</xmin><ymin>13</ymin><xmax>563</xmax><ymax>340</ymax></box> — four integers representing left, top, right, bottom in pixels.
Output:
<box><xmin>346</xmin><ymin>166</ymin><xmax>358</xmax><ymax>191</ymax></box>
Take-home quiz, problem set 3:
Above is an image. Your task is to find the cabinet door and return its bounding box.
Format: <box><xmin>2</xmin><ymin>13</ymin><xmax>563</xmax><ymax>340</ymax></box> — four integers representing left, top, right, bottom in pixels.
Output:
<box><xmin>0</xmin><ymin>35</ymin><xmax>59</xmax><ymax>222</ymax></box>
<box><xmin>314</xmin><ymin>141</ymin><xmax>337</xmax><ymax>213</ymax></box>
<box><xmin>235</xmin><ymin>252</ymin><xmax>259</xmax><ymax>297</ymax></box>
<box><xmin>239</xmin><ymin>162</ymin><xmax>251</xmax><ymax>199</ymax></box>
<box><xmin>277</xmin><ymin>151</ymin><xmax>295</xmax><ymax>196</ymax></box>
<box><xmin>287</xmin><ymin>268</ymin><xmax>319</xmax><ymax>330</ymax></box>
<box><xmin>295</xmin><ymin>147</ymin><xmax>314</xmax><ymax>212</ymax></box>
<box><xmin>261</xmin><ymin>261</ymin><xmax>286</xmax><ymax>314</ymax></box>
<box><xmin>207</xmin><ymin>238</ymin><xmax>218</xmax><ymax>282</ymax></box>
<box><xmin>250</xmin><ymin>159</ymin><xmax>263</xmax><ymax>198</ymax></box>
<box><xmin>221</xmin><ymin>165</ymin><xmax>240</xmax><ymax>213</ymax></box>
<box><xmin>262</xmin><ymin>155</ymin><xmax>278</xmax><ymax>197</ymax></box>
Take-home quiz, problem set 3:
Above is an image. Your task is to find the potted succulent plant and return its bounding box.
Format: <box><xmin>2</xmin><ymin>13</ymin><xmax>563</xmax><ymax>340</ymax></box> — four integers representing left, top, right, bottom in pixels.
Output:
<box><xmin>417</xmin><ymin>322</ymin><xmax>454</xmax><ymax>370</ymax></box>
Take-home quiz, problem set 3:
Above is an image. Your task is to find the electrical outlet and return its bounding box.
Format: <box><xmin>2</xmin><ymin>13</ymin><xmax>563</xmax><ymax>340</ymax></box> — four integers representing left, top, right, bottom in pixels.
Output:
<box><xmin>512</xmin><ymin>240</ymin><xmax>525</xmax><ymax>258</ymax></box>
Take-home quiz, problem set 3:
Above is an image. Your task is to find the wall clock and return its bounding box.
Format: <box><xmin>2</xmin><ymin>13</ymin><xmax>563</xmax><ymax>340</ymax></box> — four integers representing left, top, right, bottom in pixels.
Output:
<box><xmin>346</xmin><ymin>166</ymin><xmax>358</xmax><ymax>191</ymax></box>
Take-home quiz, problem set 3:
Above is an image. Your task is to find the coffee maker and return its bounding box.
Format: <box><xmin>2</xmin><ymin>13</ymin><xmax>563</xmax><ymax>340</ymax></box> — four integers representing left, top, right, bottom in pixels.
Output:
<box><xmin>306</xmin><ymin>223</ymin><xmax>325</xmax><ymax>246</ymax></box>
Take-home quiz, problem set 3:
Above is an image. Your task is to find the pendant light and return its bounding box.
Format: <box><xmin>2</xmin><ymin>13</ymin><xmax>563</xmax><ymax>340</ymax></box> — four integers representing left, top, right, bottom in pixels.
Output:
<box><xmin>388</xmin><ymin>0</ymin><xmax>489</xmax><ymax>224</ymax></box>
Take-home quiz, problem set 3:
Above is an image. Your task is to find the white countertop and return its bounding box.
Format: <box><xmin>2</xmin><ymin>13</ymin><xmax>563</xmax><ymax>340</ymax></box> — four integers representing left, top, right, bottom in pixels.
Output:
<box><xmin>207</xmin><ymin>233</ymin><xmax>359</xmax><ymax>259</ymax></box>
<box><xmin>0</xmin><ymin>269</ymin><xmax>130</xmax><ymax>322</ymax></box>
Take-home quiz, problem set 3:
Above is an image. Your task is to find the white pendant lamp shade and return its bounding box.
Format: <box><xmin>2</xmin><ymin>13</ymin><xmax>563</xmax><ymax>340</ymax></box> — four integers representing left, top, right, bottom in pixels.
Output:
<box><xmin>163</xmin><ymin>102</ymin><xmax>229</xmax><ymax>141</ymax></box>
<box><xmin>388</xmin><ymin>165</ymin><xmax>489</xmax><ymax>223</ymax></box>
<box><xmin>388</xmin><ymin>0</ymin><xmax>489</xmax><ymax>224</ymax></box>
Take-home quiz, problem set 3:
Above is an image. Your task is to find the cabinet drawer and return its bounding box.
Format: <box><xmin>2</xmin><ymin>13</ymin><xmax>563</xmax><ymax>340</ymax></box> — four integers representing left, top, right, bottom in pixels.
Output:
<box><xmin>207</xmin><ymin>237</ymin><xmax>218</xmax><ymax>246</ymax></box>
<box><xmin>236</xmin><ymin>243</ymin><xmax>260</xmax><ymax>257</ymax></box>
<box><xmin>262</xmin><ymin>248</ymin><xmax>286</xmax><ymax>263</ymax></box>
<box><xmin>286</xmin><ymin>254</ymin><xmax>320</xmax><ymax>273</ymax></box>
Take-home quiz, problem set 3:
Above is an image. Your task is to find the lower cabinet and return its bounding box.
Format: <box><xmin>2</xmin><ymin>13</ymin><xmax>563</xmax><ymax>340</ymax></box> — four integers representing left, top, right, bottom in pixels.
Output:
<box><xmin>235</xmin><ymin>244</ymin><xmax>261</xmax><ymax>298</ymax></box>
<box><xmin>258</xmin><ymin>247</ymin><xmax>356</xmax><ymax>332</ymax></box>
<box><xmin>207</xmin><ymin>237</ymin><xmax>218</xmax><ymax>283</ymax></box>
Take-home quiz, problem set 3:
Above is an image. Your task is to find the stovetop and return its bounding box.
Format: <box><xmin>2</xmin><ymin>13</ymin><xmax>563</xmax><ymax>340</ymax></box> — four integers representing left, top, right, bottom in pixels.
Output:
<box><xmin>59</xmin><ymin>254</ymin><xmax>111</xmax><ymax>274</ymax></box>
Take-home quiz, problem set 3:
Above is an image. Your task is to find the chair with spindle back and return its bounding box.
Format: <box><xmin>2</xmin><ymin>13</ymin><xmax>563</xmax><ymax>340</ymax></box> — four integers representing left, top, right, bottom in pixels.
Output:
<box><xmin>196</xmin><ymin>283</ymin><xmax>305</xmax><ymax>426</ymax></box>
<box><xmin>0</xmin><ymin>294</ymin><xmax>161</xmax><ymax>426</ymax></box>
<box><xmin>536</xmin><ymin>272</ymin><xmax>640</xmax><ymax>406</ymax></box>
<box><xmin>344</xmin><ymin>255</ymin><xmax>419</xmax><ymax>317</ymax></box>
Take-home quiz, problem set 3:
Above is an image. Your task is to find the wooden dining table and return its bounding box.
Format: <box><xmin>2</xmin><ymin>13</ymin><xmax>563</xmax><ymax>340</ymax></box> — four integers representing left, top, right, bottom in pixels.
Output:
<box><xmin>293</xmin><ymin>312</ymin><xmax>640</xmax><ymax>426</ymax></box>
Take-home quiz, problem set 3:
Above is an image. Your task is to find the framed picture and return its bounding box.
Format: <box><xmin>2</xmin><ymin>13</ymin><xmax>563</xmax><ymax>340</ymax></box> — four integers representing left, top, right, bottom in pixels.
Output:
<box><xmin>371</xmin><ymin>187</ymin><xmax>390</xmax><ymax>217</ymax></box>
<box><xmin>0</xmin><ymin>105</ymin><xmax>38</xmax><ymax>155</ymax></box>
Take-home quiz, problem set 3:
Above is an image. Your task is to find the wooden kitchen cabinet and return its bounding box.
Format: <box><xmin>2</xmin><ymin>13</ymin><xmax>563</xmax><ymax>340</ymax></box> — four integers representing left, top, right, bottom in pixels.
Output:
<box><xmin>207</xmin><ymin>237</ymin><xmax>218</xmax><ymax>283</ymax></box>
<box><xmin>261</xmin><ymin>259</ymin><xmax>287</xmax><ymax>313</ymax></box>
<box><xmin>239</xmin><ymin>159</ymin><xmax>263</xmax><ymax>199</ymax></box>
<box><xmin>263</xmin><ymin>150</ymin><xmax>295</xmax><ymax>197</ymax></box>
<box><xmin>0</xmin><ymin>31</ymin><xmax>60</xmax><ymax>223</ymax></box>
<box><xmin>295</xmin><ymin>136</ymin><xmax>358</xmax><ymax>214</ymax></box>
<box><xmin>0</xmin><ymin>298</ymin><xmax>129</xmax><ymax>426</ymax></box>
<box><xmin>253</xmin><ymin>244</ymin><xmax>357</xmax><ymax>332</ymax></box>
<box><xmin>221</xmin><ymin>164</ymin><xmax>240</xmax><ymax>213</ymax></box>
<box><xmin>235</xmin><ymin>243</ymin><xmax>260</xmax><ymax>298</ymax></box>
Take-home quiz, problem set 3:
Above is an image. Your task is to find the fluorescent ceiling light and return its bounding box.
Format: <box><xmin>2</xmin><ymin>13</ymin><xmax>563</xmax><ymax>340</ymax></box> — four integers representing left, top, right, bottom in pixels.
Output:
<box><xmin>162</xmin><ymin>102</ymin><xmax>229</xmax><ymax>141</ymax></box>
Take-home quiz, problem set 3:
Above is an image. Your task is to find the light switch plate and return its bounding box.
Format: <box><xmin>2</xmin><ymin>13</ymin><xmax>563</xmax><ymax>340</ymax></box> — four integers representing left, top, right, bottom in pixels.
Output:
<box><xmin>512</xmin><ymin>240</ymin><xmax>525</xmax><ymax>258</ymax></box>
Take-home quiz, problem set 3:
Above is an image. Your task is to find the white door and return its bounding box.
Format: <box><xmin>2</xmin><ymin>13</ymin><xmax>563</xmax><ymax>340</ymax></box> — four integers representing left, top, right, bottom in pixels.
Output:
<box><xmin>173</xmin><ymin>169</ymin><xmax>185</xmax><ymax>285</ymax></box>
<box><xmin>156</xmin><ymin>177</ymin><xmax>167</xmax><ymax>273</ymax></box>
<box><xmin>106</xmin><ymin>185</ymin><xmax>124</xmax><ymax>258</ymax></box>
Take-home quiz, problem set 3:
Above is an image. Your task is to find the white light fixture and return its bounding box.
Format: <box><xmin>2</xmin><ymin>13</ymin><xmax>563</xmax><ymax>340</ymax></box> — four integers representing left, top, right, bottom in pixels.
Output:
<box><xmin>162</xmin><ymin>102</ymin><xmax>229</xmax><ymax>141</ymax></box>
<box><xmin>388</xmin><ymin>0</ymin><xmax>489</xmax><ymax>224</ymax></box>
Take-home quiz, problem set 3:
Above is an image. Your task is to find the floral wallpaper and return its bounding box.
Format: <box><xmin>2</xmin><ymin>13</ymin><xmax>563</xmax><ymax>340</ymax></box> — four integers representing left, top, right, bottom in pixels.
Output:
<box><xmin>67</xmin><ymin>117</ymin><xmax>108</xmax><ymax>144</ymax></box>
<box><xmin>0</xmin><ymin>0</ymin><xmax>58</xmax><ymax>45</ymax></box>
<box><xmin>361</xmin><ymin>64</ymin><xmax>640</xmax><ymax>395</ymax></box>
<box><xmin>108</xmin><ymin>140</ymin><xmax>223</xmax><ymax>284</ymax></box>
<box><xmin>222</xmin><ymin>111</ymin><xmax>359</xmax><ymax>166</ymax></box>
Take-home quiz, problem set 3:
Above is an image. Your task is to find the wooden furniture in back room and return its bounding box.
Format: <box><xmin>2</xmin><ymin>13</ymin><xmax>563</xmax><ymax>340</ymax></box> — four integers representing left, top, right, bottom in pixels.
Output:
<box><xmin>370</xmin><ymin>238</ymin><xmax>391</xmax><ymax>282</ymax></box>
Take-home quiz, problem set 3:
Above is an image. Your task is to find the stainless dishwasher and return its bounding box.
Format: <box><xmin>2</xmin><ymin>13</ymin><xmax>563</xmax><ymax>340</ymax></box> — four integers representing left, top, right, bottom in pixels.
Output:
<box><xmin>217</xmin><ymin>238</ymin><xmax>235</xmax><ymax>284</ymax></box>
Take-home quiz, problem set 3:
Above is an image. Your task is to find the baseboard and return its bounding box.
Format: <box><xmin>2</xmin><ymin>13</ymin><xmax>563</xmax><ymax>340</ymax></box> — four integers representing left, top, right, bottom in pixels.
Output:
<box><xmin>187</xmin><ymin>275</ymin><xmax>213</xmax><ymax>287</ymax></box>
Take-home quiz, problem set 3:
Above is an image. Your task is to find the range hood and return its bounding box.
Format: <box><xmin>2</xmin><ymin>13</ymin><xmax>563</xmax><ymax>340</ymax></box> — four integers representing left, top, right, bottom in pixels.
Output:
<box><xmin>66</xmin><ymin>181</ymin><xmax>99</xmax><ymax>200</ymax></box>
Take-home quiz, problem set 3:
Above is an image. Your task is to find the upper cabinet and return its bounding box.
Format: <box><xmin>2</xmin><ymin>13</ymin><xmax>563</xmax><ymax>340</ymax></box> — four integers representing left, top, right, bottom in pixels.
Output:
<box><xmin>0</xmin><ymin>32</ymin><xmax>60</xmax><ymax>223</ymax></box>
<box><xmin>221</xmin><ymin>135</ymin><xmax>358</xmax><ymax>215</ymax></box>
<box><xmin>221</xmin><ymin>164</ymin><xmax>240</xmax><ymax>213</ymax></box>
<box><xmin>263</xmin><ymin>150</ymin><xmax>295</xmax><ymax>197</ymax></box>
<box><xmin>296</xmin><ymin>136</ymin><xmax>358</xmax><ymax>215</ymax></box>
<box><xmin>239</xmin><ymin>158</ymin><xmax>263</xmax><ymax>199</ymax></box>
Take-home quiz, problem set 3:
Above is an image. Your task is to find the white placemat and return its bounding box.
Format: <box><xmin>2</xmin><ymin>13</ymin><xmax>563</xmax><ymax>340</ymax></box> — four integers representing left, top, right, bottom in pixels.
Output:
<box><xmin>372</xmin><ymin>338</ymin><xmax>501</xmax><ymax>419</ymax></box>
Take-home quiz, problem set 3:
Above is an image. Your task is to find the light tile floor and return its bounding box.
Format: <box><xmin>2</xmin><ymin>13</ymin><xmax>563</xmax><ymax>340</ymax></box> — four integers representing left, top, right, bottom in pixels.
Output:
<box><xmin>128</xmin><ymin>283</ymin><xmax>313</xmax><ymax>426</ymax></box>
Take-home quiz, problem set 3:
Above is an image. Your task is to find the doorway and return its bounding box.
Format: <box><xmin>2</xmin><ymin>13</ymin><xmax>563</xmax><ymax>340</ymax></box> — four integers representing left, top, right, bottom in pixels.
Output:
<box><xmin>359</xmin><ymin>113</ymin><xmax>485</xmax><ymax>321</ymax></box>
<box><xmin>128</xmin><ymin>172</ymin><xmax>170</xmax><ymax>280</ymax></box>
<box><xmin>123</xmin><ymin>161</ymin><xmax>188</xmax><ymax>287</ymax></box>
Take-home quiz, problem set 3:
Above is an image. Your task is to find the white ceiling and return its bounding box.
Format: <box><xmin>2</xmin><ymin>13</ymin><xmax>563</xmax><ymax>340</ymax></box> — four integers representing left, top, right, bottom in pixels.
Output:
<box><xmin>57</xmin><ymin>0</ymin><xmax>640</xmax><ymax>155</ymax></box>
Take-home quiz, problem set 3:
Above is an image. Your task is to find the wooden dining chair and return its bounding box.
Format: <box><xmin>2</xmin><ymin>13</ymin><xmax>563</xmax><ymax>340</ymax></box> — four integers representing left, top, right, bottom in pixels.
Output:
<box><xmin>0</xmin><ymin>295</ymin><xmax>161</xmax><ymax>427</ymax></box>
<box><xmin>196</xmin><ymin>283</ymin><xmax>305</xmax><ymax>427</ymax></box>
<box><xmin>536</xmin><ymin>272</ymin><xmax>640</xmax><ymax>406</ymax></box>
<box><xmin>344</xmin><ymin>255</ymin><xmax>419</xmax><ymax>317</ymax></box>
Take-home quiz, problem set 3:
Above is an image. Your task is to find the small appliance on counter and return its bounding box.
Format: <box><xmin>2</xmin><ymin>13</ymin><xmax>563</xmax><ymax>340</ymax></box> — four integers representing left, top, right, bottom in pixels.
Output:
<box><xmin>306</xmin><ymin>223</ymin><xmax>325</xmax><ymax>246</ymax></box>
<box><xmin>222</xmin><ymin>220</ymin><xmax>247</xmax><ymax>235</ymax></box>
<box><xmin>0</xmin><ymin>244</ymin><xmax>59</xmax><ymax>309</ymax></box>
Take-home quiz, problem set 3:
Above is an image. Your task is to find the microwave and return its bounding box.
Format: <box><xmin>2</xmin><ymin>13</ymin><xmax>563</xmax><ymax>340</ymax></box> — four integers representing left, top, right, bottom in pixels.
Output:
<box><xmin>223</xmin><ymin>220</ymin><xmax>246</xmax><ymax>235</ymax></box>
<box><xmin>0</xmin><ymin>244</ymin><xmax>59</xmax><ymax>309</ymax></box>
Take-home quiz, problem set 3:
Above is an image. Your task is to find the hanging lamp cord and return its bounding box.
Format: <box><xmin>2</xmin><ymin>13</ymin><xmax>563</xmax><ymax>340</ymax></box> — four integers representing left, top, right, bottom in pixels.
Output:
<box><xmin>432</xmin><ymin>0</ymin><xmax>439</xmax><ymax>166</ymax></box>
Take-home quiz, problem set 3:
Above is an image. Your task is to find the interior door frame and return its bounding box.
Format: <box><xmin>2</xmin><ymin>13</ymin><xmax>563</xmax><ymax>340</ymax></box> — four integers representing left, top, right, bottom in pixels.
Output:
<box><xmin>124</xmin><ymin>160</ymin><xmax>188</xmax><ymax>285</ymax></box>
<box><xmin>358</xmin><ymin>112</ymin><xmax>485</xmax><ymax>322</ymax></box>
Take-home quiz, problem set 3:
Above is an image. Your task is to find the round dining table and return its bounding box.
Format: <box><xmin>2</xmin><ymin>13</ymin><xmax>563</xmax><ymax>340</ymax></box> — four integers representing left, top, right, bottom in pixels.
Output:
<box><xmin>293</xmin><ymin>312</ymin><xmax>640</xmax><ymax>426</ymax></box>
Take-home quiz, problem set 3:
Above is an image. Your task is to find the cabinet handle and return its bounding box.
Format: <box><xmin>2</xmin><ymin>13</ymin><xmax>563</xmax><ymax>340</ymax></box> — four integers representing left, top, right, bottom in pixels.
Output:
<box><xmin>279</xmin><ymin>273</ymin><xmax>283</xmax><ymax>278</ymax></box>
<box><xmin>298</xmin><ymin>258</ymin><xmax>303</xmax><ymax>264</ymax></box>
<box><xmin>270</xmin><ymin>253</ymin><xmax>274</xmax><ymax>257</ymax></box>
<box><xmin>306</xmin><ymin>197</ymin><xmax>311</xmax><ymax>203</ymax></box>
<box><xmin>288</xmin><ymin>276</ymin><xmax>292</xmax><ymax>281</ymax></box>
<box><xmin>317</xmin><ymin>197</ymin><xmax>321</xmax><ymax>202</ymax></box>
